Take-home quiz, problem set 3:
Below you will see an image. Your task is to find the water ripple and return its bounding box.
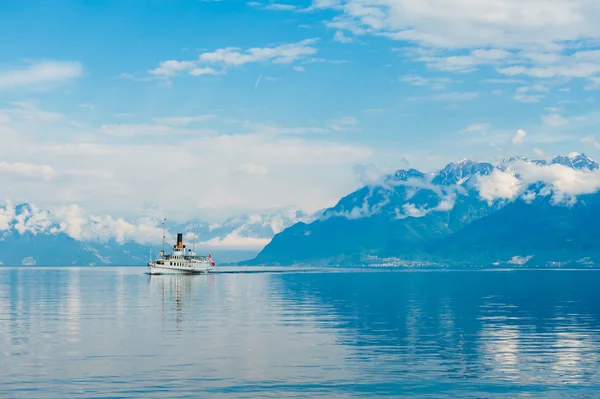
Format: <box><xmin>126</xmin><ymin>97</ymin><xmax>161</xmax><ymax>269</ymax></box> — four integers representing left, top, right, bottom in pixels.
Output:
<box><xmin>1</xmin><ymin>267</ymin><xmax>599</xmax><ymax>398</ymax></box>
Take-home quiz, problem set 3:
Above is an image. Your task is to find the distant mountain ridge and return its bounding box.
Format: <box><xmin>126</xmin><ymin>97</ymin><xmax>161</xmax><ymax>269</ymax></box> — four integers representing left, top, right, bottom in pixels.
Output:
<box><xmin>2</xmin><ymin>153</ymin><xmax>599</xmax><ymax>267</ymax></box>
<box><xmin>249</xmin><ymin>153</ymin><xmax>600</xmax><ymax>268</ymax></box>
<box><xmin>0</xmin><ymin>204</ymin><xmax>306</xmax><ymax>266</ymax></box>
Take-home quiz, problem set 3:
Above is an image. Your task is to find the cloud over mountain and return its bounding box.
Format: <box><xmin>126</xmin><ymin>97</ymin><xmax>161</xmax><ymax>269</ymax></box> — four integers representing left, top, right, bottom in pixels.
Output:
<box><xmin>477</xmin><ymin>154</ymin><xmax>600</xmax><ymax>204</ymax></box>
<box><xmin>250</xmin><ymin>152</ymin><xmax>600</xmax><ymax>267</ymax></box>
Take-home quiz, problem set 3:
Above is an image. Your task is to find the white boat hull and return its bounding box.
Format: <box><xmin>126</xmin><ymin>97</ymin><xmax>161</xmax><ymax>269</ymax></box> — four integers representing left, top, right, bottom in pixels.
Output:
<box><xmin>147</xmin><ymin>262</ymin><xmax>213</xmax><ymax>275</ymax></box>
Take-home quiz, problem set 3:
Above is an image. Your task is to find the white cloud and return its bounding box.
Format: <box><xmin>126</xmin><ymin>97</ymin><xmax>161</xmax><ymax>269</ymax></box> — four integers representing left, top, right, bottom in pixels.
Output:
<box><xmin>352</xmin><ymin>163</ymin><xmax>392</xmax><ymax>186</ymax></box>
<box><xmin>327</xmin><ymin>116</ymin><xmax>359</xmax><ymax>131</ymax></box>
<box><xmin>239</xmin><ymin>162</ymin><xmax>268</xmax><ymax>176</ymax></box>
<box><xmin>477</xmin><ymin>170</ymin><xmax>522</xmax><ymax>202</ymax></box>
<box><xmin>498</xmin><ymin>51</ymin><xmax>600</xmax><ymax>80</ymax></box>
<box><xmin>0</xmin><ymin>199</ymin><xmax>307</xmax><ymax>252</ymax></box>
<box><xmin>333</xmin><ymin>30</ymin><xmax>353</xmax><ymax>43</ymax></box>
<box><xmin>147</xmin><ymin>62</ymin><xmax>222</xmax><ymax>79</ymax></box>
<box><xmin>408</xmin><ymin>91</ymin><xmax>479</xmax><ymax>102</ymax></box>
<box><xmin>462</xmin><ymin>123</ymin><xmax>490</xmax><ymax>134</ymax></box>
<box><xmin>63</xmin><ymin>169</ymin><xmax>115</xmax><ymax>179</ymax></box>
<box><xmin>99</xmin><ymin>123</ymin><xmax>216</xmax><ymax>137</ymax></box>
<box><xmin>323</xmin><ymin>172</ymin><xmax>463</xmax><ymax>222</ymax></box>
<box><xmin>149</xmin><ymin>60</ymin><xmax>196</xmax><ymax>76</ymax></box>
<box><xmin>292</xmin><ymin>66</ymin><xmax>307</xmax><ymax>72</ymax></box>
<box><xmin>477</xmin><ymin>160</ymin><xmax>600</xmax><ymax>204</ymax></box>
<box><xmin>522</xmin><ymin>190</ymin><xmax>537</xmax><ymax>203</ymax></box>
<box><xmin>247</xmin><ymin>2</ymin><xmax>297</xmax><ymax>11</ymax></box>
<box><xmin>152</xmin><ymin>115</ymin><xmax>215</xmax><ymax>126</ymax></box>
<box><xmin>189</xmin><ymin>67</ymin><xmax>222</xmax><ymax>76</ymax></box>
<box><xmin>480</xmin><ymin>78</ymin><xmax>524</xmax><ymax>84</ymax></box>
<box><xmin>308</xmin><ymin>0</ymin><xmax>341</xmax><ymax>10</ymax></box>
<box><xmin>0</xmin><ymin>103</ymin><xmax>374</xmax><ymax>219</ymax></box>
<box><xmin>0</xmin><ymin>162</ymin><xmax>56</xmax><ymax>180</ymax></box>
<box><xmin>66</xmin><ymin>210</ymin><xmax>164</xmax><ymax>244</ymax></box>
<box><xmin>199</xmin><ymin>39</ymin><xmax>318</xmax><ymax>66</ymax></box>
<box><xmin>324</xmin><ymin>187</ymin><xmax>391</xmax><ymax>220</ymax></box>
<box><xmin>533</xmin><ymin>148</ymin><xmax>545</xmax><ymax>157</ymax></box>
<box><xmin>395</xmin><ymin>191</ymin><xmax>457</xmax><ymax>219</ymax></box>
<box><xmin>435</xmin><ymin>194</ymin><xmax>456</xmax><ymax>211</ymax></box>
<box><xmin>364</xmin><ymin>108</ymin><xmax>384</xmax><ymax>113</ymax></box>
<box><xmin>0</xmin><ymin>201</ymin><xmax>16</xmax><ymax>230</ymax></box>
<box><xmin>0</xmin><ymin>202</ymin><xmax>166</xmax><ymax>245</ymax></box>
<box><xmin>146</xmin><ymin>39</ymin><xmax>318</xmax><ymax>80</ymax></box>
<box><xmin>512</xmin><ymin>129</ymin><xmax>527</xmax><ymax>145</ymax></box>
<box><xmin>319</xmin><ymin>0</ymin><xmax>600</xmax><ymax>49</ymax></box>
<box><xmin>318</xmin><ymin>1</ymin><xmax>600</xmax><ymax>86</ymax></box>
<box><xmin>584</xmin><ymin>77</ymin><xmax>600</xmax><ymax>90</ymax></box>
<box><xmin>12</xmin><ymin>204</ymin><xmax>54</xmax><ymax>235</ymax></box>
<box><xmin>0</xmin><ymin>61</ymin><xmax>83</xmax><ymax>89</ymax></box>
<box><xmin>0</xmin><ymin>101</ymin><xmax>65</xmax><ymax>124</ymax></box>
<box><xmin>418</xmin><ymin>49</ymin><xmax>512</xmax><ymax>72</ymax></box>
<box><xmin>400</xmin><ymin>74</ymin><xmax>454</xmax><ymax>90</ymax></box>
<box><xmin>517</xmin><ymin>162</ymin><xmax>600</xmax><ymax>202</ymax></box>
<box><xmin>265</xmin><ymin>3</ymin><xmax>297</xmax><ymax>10</ymax></box>
<box><xmin>196</xmin><ymin>230</ymin><xmax>270</xmax><ymax>249</ymax></box>
<box><xmin>242</xmin><ymin>120</ymin><xmax>329</xmax><ymax>135</ymax></box>
<box><xmin>513</xmin><ymin>93</ymin><xmax>543</xmax><ymax>104</ymax></box>
<box><xmin>542</xmin><ymin>113</ymin><xmax>569</xmax><ymax>128</ymax></box>
<box><xmin>513</xmin><ymin>84</ymin><xmax>550</xmax><ymax>103</ymax></box>
<box><xmin>582</xmin><ymin>136</ymin><xmax>600</xmax><ymax>150</ymax></box>
<box><xmin>399</xmin><ymin>203</ymin><xmax>427</xmax><ymax>218</ymax></box>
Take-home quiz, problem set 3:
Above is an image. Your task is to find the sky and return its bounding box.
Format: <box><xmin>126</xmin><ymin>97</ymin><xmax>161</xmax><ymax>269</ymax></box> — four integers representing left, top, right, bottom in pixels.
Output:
<box><xmin>2</xmin><ymin>0</ymin><xmax>600</xmax><ymax>223</ymax></box>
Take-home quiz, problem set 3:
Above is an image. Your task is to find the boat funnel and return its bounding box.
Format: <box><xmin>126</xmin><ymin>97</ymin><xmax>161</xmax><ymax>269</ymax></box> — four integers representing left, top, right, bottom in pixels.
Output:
<box><xmin>176</xmin><ymin>233</ymin><xmax>183</xmax><ymax>248</ymax></box>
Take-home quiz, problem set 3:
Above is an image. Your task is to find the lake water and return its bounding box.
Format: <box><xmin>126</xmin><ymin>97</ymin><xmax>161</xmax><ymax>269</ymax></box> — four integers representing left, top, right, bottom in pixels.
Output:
<box><xmin>1</xmin><ymin>267</ymin><xmax>599</xmax><ymax>398</ymax></box>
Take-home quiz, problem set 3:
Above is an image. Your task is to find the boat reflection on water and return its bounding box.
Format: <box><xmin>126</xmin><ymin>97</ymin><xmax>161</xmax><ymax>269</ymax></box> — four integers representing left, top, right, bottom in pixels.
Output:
<box><xmin>148</xmin><ymin>273</ymin><xmax>215</xmax><ymax>328</ymax></box>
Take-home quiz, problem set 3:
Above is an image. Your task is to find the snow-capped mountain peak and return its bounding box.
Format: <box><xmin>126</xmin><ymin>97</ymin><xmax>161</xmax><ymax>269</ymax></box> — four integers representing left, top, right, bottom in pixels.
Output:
<box><xmin>393</xmin><ymin>168</ymin><xmax>425</xmax><ymax>181</ymax></box>
<box><xmin>551</xmin><ymin>153</ymin><xmax>598</xmax><ymax>171</ymax></box>
<box><xmin>497</xmin><ymin>156</ymin><xmax>529</xmax><ymax>170</ymax></box>
<box><xmin>433</xmin><ymin>159</ymin><xmax>494</xmax><ymax>186</ymax></box>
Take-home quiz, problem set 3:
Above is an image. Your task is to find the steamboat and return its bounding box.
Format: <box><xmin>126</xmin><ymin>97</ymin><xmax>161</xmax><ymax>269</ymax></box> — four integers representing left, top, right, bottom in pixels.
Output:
<box><xmin>147</xmin><ymin>219</ymin><xmax>215</xmax><ymax>275</ymax></box>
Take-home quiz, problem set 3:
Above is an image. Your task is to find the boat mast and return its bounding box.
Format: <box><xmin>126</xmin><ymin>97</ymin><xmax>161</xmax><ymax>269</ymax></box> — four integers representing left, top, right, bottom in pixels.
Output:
<box><xmin>161</xmin><ymin>218</ymin><xmax>166</xmax><ymax>258</ymax></box>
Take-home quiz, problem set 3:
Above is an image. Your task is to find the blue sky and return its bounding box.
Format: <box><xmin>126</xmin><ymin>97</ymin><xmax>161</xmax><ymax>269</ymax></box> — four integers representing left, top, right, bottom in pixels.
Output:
<box><xmin>1</xmin><ymin>0</ymin><xmax>600</xmax><ymax>221</ymax></box>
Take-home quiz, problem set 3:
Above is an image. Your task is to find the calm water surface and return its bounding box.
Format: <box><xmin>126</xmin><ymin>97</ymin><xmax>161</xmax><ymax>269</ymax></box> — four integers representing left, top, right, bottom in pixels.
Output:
<box><xmin>1</xmin><ymin>267</ymin><xmax>599</xmax><ymax>398</ymax></box>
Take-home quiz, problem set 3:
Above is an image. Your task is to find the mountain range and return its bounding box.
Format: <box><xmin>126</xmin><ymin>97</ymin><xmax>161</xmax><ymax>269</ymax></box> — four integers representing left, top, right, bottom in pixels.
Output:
<box><xmin>0</xmin><ymin>204</ymin><xmax>306</xmax><ymax>266</ymax></box>
<box><xmin>248</xmin><ymin>153</ymin><xmax>600</xmax><ymax>268</ymax></box>
<box><xmin>2</xmin><ymin>152</ymin><xmax>599</xmax><ymax>268</ymax></box>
